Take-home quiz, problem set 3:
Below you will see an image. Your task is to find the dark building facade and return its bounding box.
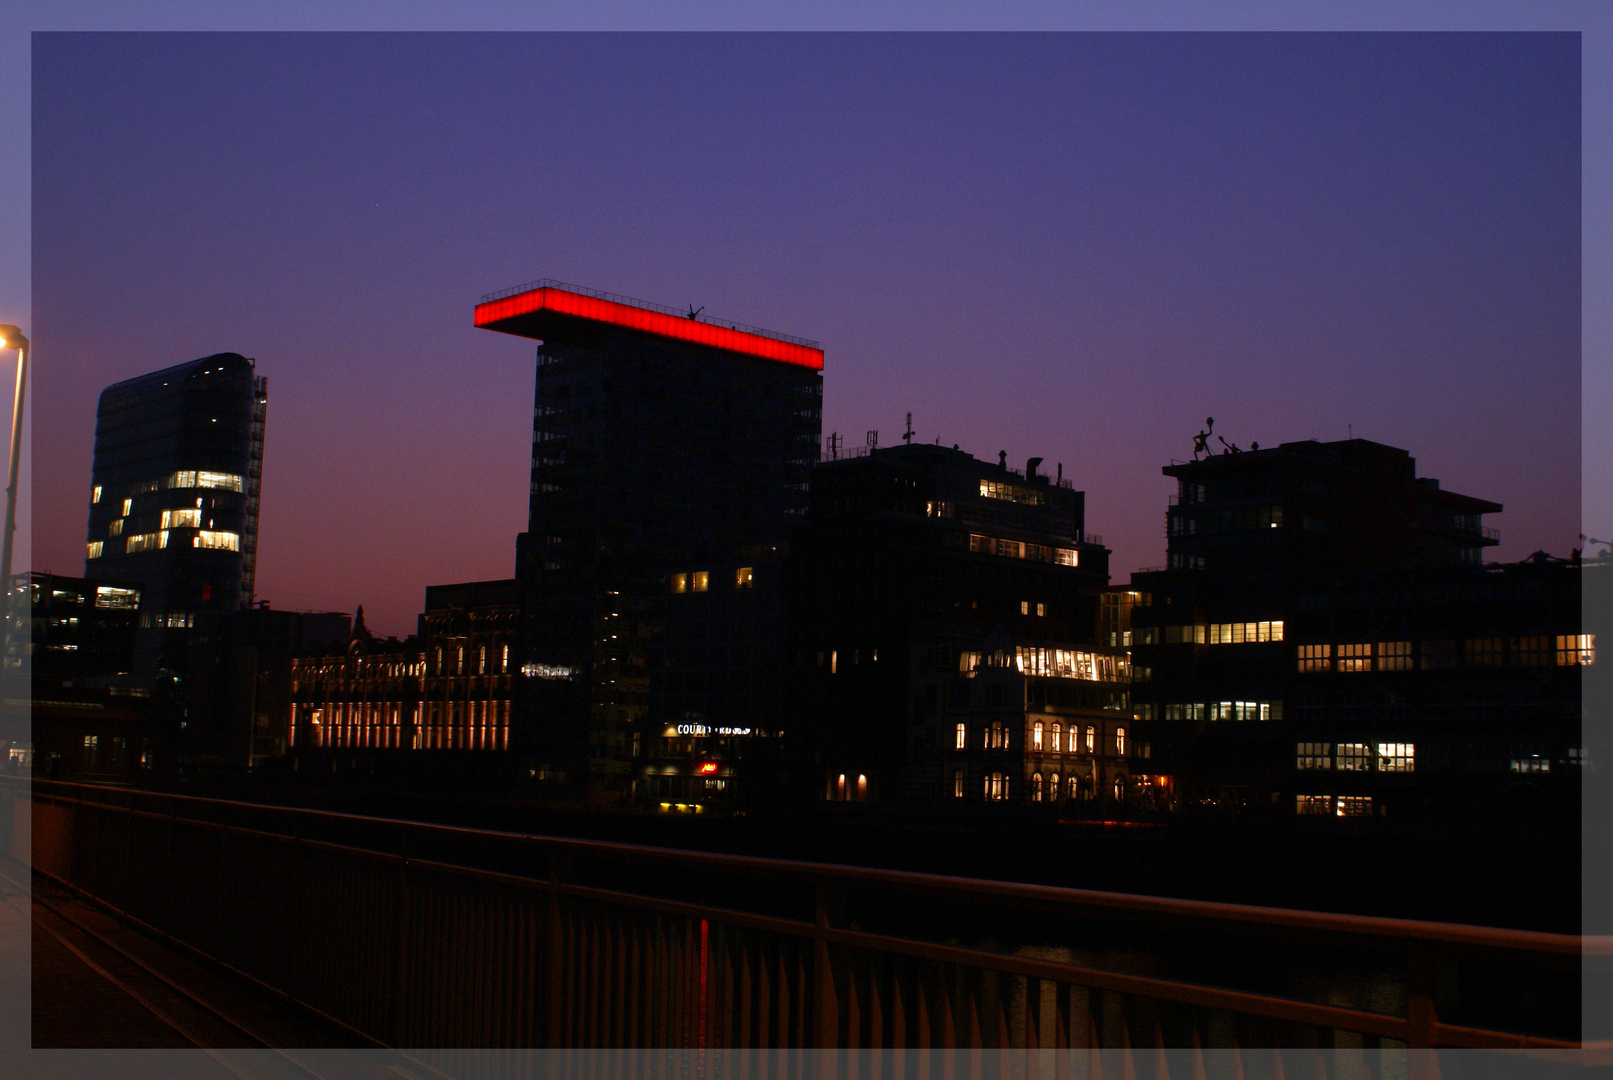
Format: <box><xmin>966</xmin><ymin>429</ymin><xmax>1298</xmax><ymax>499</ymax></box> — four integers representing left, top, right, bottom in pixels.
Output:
<box><xmin>1125</xmin><ymin>437</ymin><xmax>1584</xmax><ymax>827</ymax></box>
<box><xmin>791</xmin><ymin>443</ymin><xmax>1125</xmax><ymax>810</ymax></box>
<box><xmin>16</xmin><ymin>572</ymin><xmax>153</xmax><ymax>779</ymax></box>
<box><xmin>476</xmin><ymin>281</ymin><xmax>823</xmax><ymax>807</ymax></box>
<box><xmin>84</xmin><ymin>353</ymin><xmax>267</xmax><ymax>674</ymax></box>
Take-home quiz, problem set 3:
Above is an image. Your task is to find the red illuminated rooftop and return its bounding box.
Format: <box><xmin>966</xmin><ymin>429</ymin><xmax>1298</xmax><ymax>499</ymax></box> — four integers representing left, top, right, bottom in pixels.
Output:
<box><xmin>474</xmin><ymin>279</ymin><xmax>824</xmax><ymax>370</ymax></box>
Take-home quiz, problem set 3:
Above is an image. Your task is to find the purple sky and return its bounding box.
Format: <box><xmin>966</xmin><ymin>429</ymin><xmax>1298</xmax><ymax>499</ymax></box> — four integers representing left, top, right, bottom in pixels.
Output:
<box><xmin>26</xmin><ymin>32</ymin><xmax>1586</xmax><ymax>637</ymax></box>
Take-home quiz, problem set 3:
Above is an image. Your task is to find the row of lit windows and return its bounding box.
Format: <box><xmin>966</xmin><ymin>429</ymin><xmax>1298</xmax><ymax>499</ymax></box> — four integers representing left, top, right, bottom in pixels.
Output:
<box><xmin>89</xmin><ymin>528</ymin><xmax>240</xmax><ymax>559</ymax></box>
<box><xmin>432</xmin><ymin>643</ymin><xmax>512</xmax><ymax>675</ymax></box>
<box><xmin>1134</xmin><ymin>621</ymin><xmax>1285</xmax><ymax>646</ymax></box>
<box><xmin>1157</xmin><ymin>701</ymin><xmax>1282</xmax><ymax>722</ymax></box>
<box><xmin>967</xmin><ymin>532</ymin><xmax>1079</xmax><ymax>567</ymax></box>
<box><xmin>1296</xmin><ymin>795</ymin><xmax>1374</xmax><ymax>817</ymax></box>
<box><xmin>818</xmin><ymin>648</ymin><xmax>877</xmax><ymax>673</ymax></box>
<box><xmin>956</xmin><ymin>721</ymin><xmax>1125</xmax><ymax>756</ymax></box>
<box><xmin>958</xmin><ymin>647</ymin><xmax>1129</xmax><ymax>683</ymax></box>
<box><xmin>978</xmin><ymin>480</ymin><xmax>1045</xmax><ymax>506</ymax></box>
<box><xmin>1296</xmin><ymin>742</ymin><xmax>1414</xmax><ymax>772</ymax></box>
<box><xmin>94</xmin><ymin>472</ymin><xmax>245</xmax><ymax>504</ymax></box>
<box><xmin>671</xmin><ymin>567</ymin><xmax>754</xmax><ymax>594</ymax></box>
<box><xmin>952</xmin><ymin>770</ymin><xmax>1114</xmax><ymax>802</ymax></box>
<box><xmin>1297</xmin><ymin>636</ymin><xmax>1594</xmax><ymax>673</ymax></box>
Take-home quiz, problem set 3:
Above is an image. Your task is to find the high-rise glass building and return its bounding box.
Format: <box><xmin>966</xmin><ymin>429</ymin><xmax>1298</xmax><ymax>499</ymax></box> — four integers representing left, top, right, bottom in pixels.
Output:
<box><xmin>84</xmin><ymin>353</ymin><xmax>266</xmax><ymax>671</ymax></box>
<box><xmin>476</xmin><ymin>280</ymin><xmax>822</xmax><ymax>807</ymax></box>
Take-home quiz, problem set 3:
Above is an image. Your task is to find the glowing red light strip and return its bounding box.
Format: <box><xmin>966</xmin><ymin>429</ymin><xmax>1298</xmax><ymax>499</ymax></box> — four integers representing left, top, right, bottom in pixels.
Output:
<box><xmin>474</xmin><ymin>286</ymin><xmax>824</xmax><ymax>370</ymax></box>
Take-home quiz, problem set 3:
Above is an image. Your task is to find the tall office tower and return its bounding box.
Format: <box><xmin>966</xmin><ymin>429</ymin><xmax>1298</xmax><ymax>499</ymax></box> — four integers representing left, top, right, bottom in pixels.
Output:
<box><xmin>85</xmin><ymin>353</ymin><xmax>267</xmax><ymax>672</ymax></box>
<box><xmin>475</xmin><ymin>281</ymin><xmax>823</xmax><ymax>806</ymax></box>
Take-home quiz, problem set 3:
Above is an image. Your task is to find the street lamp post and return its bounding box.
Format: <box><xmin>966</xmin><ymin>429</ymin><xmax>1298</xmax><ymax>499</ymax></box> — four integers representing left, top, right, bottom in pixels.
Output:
<box><xmin>0</xmin><ymin>325</ymin><xmax>29</xmax><ymax>592</ymax></box>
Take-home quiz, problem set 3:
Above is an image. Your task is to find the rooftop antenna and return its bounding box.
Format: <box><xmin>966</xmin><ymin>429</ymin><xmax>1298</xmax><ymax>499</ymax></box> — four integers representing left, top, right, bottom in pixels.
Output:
<box><xmin>686</xmin><ymin>304</ymin><xmax>704</xmax><ymax>321</ymax></box>
<box><xmin>903</xmin><ymin>412</ymin><xmax>914</xmax><ymax>444</ymax></box>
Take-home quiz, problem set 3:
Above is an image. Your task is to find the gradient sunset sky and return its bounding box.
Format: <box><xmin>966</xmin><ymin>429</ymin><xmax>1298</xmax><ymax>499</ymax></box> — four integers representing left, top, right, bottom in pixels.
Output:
<box><xmin>26</xmin><ymin>30</ymin><xmax>1586</xmax><ymax>636</ymax></box>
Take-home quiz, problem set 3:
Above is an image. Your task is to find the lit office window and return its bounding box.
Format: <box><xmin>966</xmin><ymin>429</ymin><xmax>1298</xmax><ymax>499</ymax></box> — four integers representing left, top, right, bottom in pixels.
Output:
<box><xmin>192</xmin><ymin>530</ymin><xmax>239</xmax><ymax>551</ymax></box>
<box><xmin>1297</xmin><ymin>644</ymin><xmax>1331</xmax><ymax>672</ymax></box>
<box><xmin>196</xmin><ymin>471</ymin><xmax>244</xmax><ymax>491</ymax></box>
<box><xmin>501</xmin><ymin>644</ymin><xmax>509</xmax><ymax>671</ymax></box>
<box><xmin>108</xmin><ymin>518</ymin><xmax>124</xmax><ymax>536</ymax></box>
<box><xmin>161</xmin><ymin>508</ymin><xmax>202</xmax><ymax>529</ymax></box>
<box><xmin>1116</xmin><ymin>728</ymin><xmax>1126</xmax><ymax>756</ymax></box>
<box><xmin>1032</xmin><ymin>721</ymin><xmax>1044</xmax><ymax>751</ymax></box>
<box><xmin>953</xmin><ymin>771</ymin><xmax>964</xmax><ymax>798</ymax></box>
<box><xmin>955</xmin><ymin>723</ymin><xmax>967</xmax><ymax>750</ymax></box>
<box><xmin>1050</xmin><ymin>723</ymin><xmax>1062</xmax><ymax>753</ymax></box>
<box><xmin>1049</xmin><ymin>773</ymin><xmax>1060</xmax><ymax>800</ymax></box>
<box><xmin>124</xmin><ymin>531</ymin><xmax>169</xmax><ymax>554</ymax></box>
<box><xmin>1377</xmin><ymin>641</ymin><xmax>1413</xmax><ymax>671</ymax></box>
<box><xmin>692</xmin><ymin>571</ymin><xmax>709</xmax><ymax>593</ymax></box>
<box><xmin>1336</xmin><ymin>796</ymin><xmax>1373</xmax><ymax>818</ymax></box>
<box><xmin>1055</xmin><ymin>548</ymin><xmax>1078</xmax><ymax>567</ymax></box>
<box><xmin>735</xmin><ymin>566</ymin><xmax>754</xmax><ymax>589</ymax></box>
<box><xmin>86</xmin><ymin>541</ymin><xmax>103</xmax><ymax>560</ymax></box>
<box><xmin>671</xmin><ymin>573</ymin><xmax>687</xmax><ymax>594</ymax></box>
<box><xmin>1295</xmin><ymin>795</ymin><xmax>1330</xmax><ymax>815</ymax></box>
<box><xmin>479</xmin><ymin>647</ymin><xmax>487</xmax><ymax>674</ymax></box>
<box><xmin>1336</xmin><ymin>743</ymin><xmax>1372</xmax><ymax>771</ymax></box>
<box><xmin>1021</xmin><ymin>601</ymin><xmax>1030</xmax><ymax>615</ymax></box>
<box><xmin>123</xmin><ymin>498</ymin><xmax>133</xmax><ymax>516</ymax></box>
<box><xmin>1036</xmin><ymin>603</ymin><xmax>1046</xmax><ymax>617</ymax></box>
<box><xmin>1296</xmin><ymin>743</ymin><xmax>1332</xmax><ymax>770</ymax></box>
<box><xmin>1335</xmin><ymin>648</ymin><xmax>1374</xmax><ymax>673</ymax></box>
<box><xmin>1084</xmin><ymin>726</ymin><xmax>1096</xmax><ymax>753</ymax></box>
<box><xmin>1558</xmin><ymin>634</ymin><xmax>1596</xmax><ymax>666</ymax></box>
<box><xmin>1032</xmin><ymin>773</ymin><xmax>1044</xmax><ymax>801</ymax></box>
<box><xmin>92</xmin><ymin>485</ymin><xmax>102</xmax><ymax>503</ymax></box>
<box><xmin>1377</xmin><ymin>743</ymin><xmax>1415</xmax><ymax>772</ymax></box>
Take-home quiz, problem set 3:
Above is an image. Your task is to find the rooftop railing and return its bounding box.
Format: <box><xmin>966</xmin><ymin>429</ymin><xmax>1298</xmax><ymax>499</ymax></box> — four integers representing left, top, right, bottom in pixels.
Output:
<box><xmin>480</xmin><ymin>278</ymin><xmax>821</xmax><ymax>350</ymax></box>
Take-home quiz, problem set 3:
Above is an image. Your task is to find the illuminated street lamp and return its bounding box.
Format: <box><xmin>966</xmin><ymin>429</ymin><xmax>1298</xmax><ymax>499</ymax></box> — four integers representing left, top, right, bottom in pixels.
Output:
<box><xmin>0</xmin><ymin>325</ymin><xmax>28</xmax><ymax>593</ymax></box>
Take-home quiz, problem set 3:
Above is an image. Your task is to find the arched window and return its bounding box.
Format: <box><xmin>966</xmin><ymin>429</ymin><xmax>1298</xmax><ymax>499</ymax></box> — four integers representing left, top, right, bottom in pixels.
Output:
<box><xmin>1049</xmin><ymin>773</ymin><xmax>1060</xmax><ymax>801</ymax></box>
<box><xmin>1032</xmin><ymin>773</ymin><xmax>1044</xmax><ymax>801</ymax></box>
<box><xmin>1051</xmin><ymin>723</ymin><xmax>1063</xmax><ymax>753</ymax></box>
<box><xmin>1068</xmin><ymin>776</ymin><xmax>1079</xmax><ymax>799</ymax></box>
<box><xmin>1032</xmin><ymin>721</ymin><xmax>1044</xmax><ymax>751</ymax></box>
<box><xmin>856</xmin><ymin>774</ymin><xmax>868</xmax><ymax>800</ymax></box>
<box><xmin>1085</xmin><ymin>726</ymin><xmax>1096</xmax><ymax>753</ymax></box>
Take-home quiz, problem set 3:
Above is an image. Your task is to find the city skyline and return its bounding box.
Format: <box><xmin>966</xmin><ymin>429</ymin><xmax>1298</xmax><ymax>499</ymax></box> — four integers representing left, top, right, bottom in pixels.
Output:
<box><xmin>30</xmin><ymin>32</ymin><xmax>1581</xmax><ymax>636</ymax></box>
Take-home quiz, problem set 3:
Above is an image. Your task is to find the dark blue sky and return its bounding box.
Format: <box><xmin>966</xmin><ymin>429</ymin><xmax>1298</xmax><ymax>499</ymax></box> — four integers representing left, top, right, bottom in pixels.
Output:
<box><xmin>28</xmin><ymin>31</ymin><xmax>1586</xmax><ymax>635</ymax></box>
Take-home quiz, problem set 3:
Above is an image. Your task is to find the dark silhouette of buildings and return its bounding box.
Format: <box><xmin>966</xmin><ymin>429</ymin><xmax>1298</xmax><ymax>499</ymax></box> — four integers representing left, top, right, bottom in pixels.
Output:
<box><xmin>1125</xmin><ymin>437</ymin><xmax>1584</xmax><ymax>828</ymax></box>
<box><xmin>475</xmin><ymin>281</ymin><xmax>823</xmax><ymax>808</ymax></box>
<box><xmin>790</xmin><ymin>443</ymin><xmax>1124</xmax><ymax>809</ymax></box>
<box><xmin>84</xmin><ymin>353</ymin><xmax>267</xmax><ymax>675</ymax></box>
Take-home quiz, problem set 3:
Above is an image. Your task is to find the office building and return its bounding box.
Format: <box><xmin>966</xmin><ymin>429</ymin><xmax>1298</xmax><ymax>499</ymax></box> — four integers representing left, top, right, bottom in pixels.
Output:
<box><xmin>1125</xmin><ymin>437</ymin><xmax>1585</xmax><ymax>828</ymax></box>
<box><xmin>791</xmin><ymin>443</ymin><xmax>1125</xmax><ymax>809</ymax></box>
<box><xmin>84</xmin><ymin>353</ymin><xmax>266</xmax><ymax>673</ymax></box>
<box><xmin>475</xmin><ymin>280</ymin><xmax>823</xmax><ymax>807</ymax></box>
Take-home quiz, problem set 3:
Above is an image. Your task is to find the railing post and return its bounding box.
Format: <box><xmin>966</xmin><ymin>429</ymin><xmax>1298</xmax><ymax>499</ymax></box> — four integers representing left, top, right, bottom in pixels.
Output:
<box><xmin>1407</xmin><ymin>944</ymin><xmax>1441</xmax><ymax>1080</ymax></box>
<box><xmin>814</xmin><ymin>879</ymin><xmax>843</xmax><ymax>1055</ymax></box>
<box><xmin>393</xmin><ymin>833</ymin><xmax>410</xmax><ymax>1047</ymax></box>
<box><xmin>546</xmin><ymin>852</ymin><xmax>567</xmax><ymax>1048</ymax></box>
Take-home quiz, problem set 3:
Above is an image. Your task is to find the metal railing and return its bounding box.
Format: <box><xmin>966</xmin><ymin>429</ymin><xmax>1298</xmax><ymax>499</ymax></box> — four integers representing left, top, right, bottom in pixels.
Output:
<box><xmin>479</xmin><ymin>279</ymin><xmax>821</xmax><ymax>350</ymax></box>
<box><xmin>15</xmin><ymin>779</ymin><xmax>1602</xmax><ymax>1060</ymax></box>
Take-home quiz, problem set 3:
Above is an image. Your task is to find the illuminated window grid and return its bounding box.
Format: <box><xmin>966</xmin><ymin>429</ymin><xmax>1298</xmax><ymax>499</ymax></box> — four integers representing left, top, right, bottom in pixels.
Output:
<box><xmin>1336</xmin><ymin>796</ymin><xmax>1373</xmax><ymax>818</ymax></box>
<box><xmin>1336</xmin><ymin>643</ymin><xmax>1371</xmax><ymax>673</ymax></box>
<box><xmin>1377</xmin><ymin>742</ymin><xmax>1414</xmax><ymax>772</ymax></box>
<box><xmin>1558</xmin><ymin>634</ymin><xmax>1596</xmax><ymax>666</ymax></box>
<box><xmin>1207</xmin><ymin>621</ymin><xmax>1283</xmax><ymax>645</ymax></box>
<box><xmin>1297</xmin><ymin>644</ymin><xmax>1331</xmax><ymax>672</ymax></box>
<box><xmin>1296</xmin><ymin>742</ymin><xmax>1332</xmax><ymax>770</ymax></box>
<box><xmin>1377</xmin><ymin>641</ymin><xmax>1412</xmax><ymax>671</ymax></box>
<box><xmin>1296</xmin><ymin>794</ymin><xmax>1331</xmax><ymax>816</ymax></box>
<box><xmin>1335</xmin><ymin>743</ymin><xmax>1372</xmax><ymax>772</ymax></box>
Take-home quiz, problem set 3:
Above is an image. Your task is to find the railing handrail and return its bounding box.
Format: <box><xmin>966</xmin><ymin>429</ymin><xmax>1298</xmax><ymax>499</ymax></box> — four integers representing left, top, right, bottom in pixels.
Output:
<box><xmin>22</xmin><ymin>778</ymin><xmax>1599</xmax><ymax>958</ymax></box>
